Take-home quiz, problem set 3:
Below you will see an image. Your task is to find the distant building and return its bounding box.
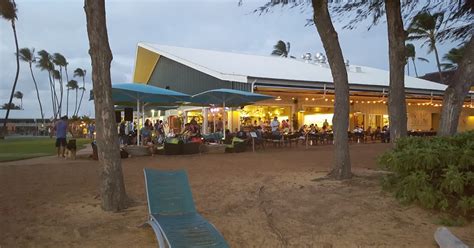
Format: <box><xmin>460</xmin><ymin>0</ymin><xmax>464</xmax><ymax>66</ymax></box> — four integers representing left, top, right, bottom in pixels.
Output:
<box><xmin>0</xmin><ymin>118</ymin><xmax>52</xmax><ymax>136</ymax></box>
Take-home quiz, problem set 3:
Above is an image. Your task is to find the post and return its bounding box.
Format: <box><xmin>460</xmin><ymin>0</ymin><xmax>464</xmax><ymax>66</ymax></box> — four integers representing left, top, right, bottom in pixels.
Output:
<box><xmin>136</xmin><ymin>99</ymin><xmax>140</xmax><ymax>145</ymax></box>
<box><xmin>202</xmin><ymin>107</ymin><xmax>208</xmax><ymax>135</ymax></box>
<box><xmin>252</xmin><ymin>137</ymin><xmax>255</xmax><ymax>152</ymax></box>
<box><xmin>223</xmin><ymin>102</ymin><xmax>226</xmax><ymax>140</ymax></box>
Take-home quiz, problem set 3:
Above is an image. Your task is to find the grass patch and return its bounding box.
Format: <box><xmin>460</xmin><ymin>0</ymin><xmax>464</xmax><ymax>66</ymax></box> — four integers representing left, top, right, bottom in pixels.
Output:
<box><xmin>0</xmin><ymin>137</ymin><xmax>90</xmax><ymax>162</ymax></box>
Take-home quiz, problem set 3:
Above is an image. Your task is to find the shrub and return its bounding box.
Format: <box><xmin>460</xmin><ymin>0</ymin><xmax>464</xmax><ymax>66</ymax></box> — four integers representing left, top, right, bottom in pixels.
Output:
<box><xmin>378</xmin><ymin>131</ymin><xmax>474</xmax><ymax>218</ymax></box>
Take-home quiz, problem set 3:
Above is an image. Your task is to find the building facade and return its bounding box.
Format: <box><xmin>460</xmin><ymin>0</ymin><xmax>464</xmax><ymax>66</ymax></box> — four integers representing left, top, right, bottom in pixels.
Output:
<box><xmin>132</xmin><ymin>43</ymin><xmax>474</xmax><ymax>133</ymax></box>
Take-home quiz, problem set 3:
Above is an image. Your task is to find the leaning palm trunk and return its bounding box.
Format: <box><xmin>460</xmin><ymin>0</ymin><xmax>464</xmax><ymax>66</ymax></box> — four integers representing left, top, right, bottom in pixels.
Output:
<box><xmin>311</xmin><ymin>0</ymin><xmax>351</xmax><ymax>179</ymax></box>
<box><xmin>411</xmin><ymin>58</ymin><xmax>419</xmax><ymax>77</ymax></box>
<box><xmin>2</xmin><ymin>18</ymin><xmax>20</xmax><ymax>136</ymax></box>
<box><xmin>385</xmin><ymin>0</ymin><xmax>408</xmax><ymax>143</ymax></box>
<box><xmin>84</xmin><ymin>0</ymin><xmax>127</xmax><ymax>211</ymax></box>
<box><xmin>74</xmin><ymin>88</ymin><xmax>78</xmax><ymax>117</ymax></box>
<box><xmin>438</xmin><ymin>36</ymin><xmax>474</xmax><ymax>136</ymax></box>
<box><xmin>58</xmin><ymin>68</ymin><xmax>64</xmax><ymax>116</ymax></box>
<box><xmin>75</xmin><ymin>75</ymin><xmax>86</xmax><ymax>116</ymax></box>
<box><xmin>66</xmin><ymin>88</ymin><xmax>70</xmax><ymax>116</ymax></box>
<box><xmin>28</xmin><ymin>62</ymin><xmax>45</xmax><ymax>124</ymax></box>
<box><xmin>432</xmin><ymin>43</ymin><xmax>444</xmax><ymax>84</ymax></box>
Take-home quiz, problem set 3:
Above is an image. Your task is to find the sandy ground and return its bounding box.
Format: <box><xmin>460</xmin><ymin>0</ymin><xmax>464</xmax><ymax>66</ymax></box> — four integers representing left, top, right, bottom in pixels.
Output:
<box><xmin>0</xmin><ymin>143</ymin><xmax>473</xmax><ymax>248</ymax></box>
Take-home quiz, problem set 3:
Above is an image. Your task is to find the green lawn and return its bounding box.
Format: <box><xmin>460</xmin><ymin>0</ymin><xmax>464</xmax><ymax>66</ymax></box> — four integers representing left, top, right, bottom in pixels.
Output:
<box><xmin>0</xmin><ymin>137</ymin><xmax>91</xmax><ymax>162</ymax></box>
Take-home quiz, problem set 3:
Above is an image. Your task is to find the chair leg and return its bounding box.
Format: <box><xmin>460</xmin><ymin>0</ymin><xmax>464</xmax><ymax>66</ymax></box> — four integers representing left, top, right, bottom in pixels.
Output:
<box><xmin>148</xmin><ymin>218</ymin><xmax>167</xmax><ymax>248</ymax></box>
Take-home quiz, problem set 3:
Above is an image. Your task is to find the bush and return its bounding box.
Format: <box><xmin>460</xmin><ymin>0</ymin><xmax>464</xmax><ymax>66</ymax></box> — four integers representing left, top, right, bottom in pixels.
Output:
<box><xmin>378</xmin><ymin>131</ymin><xmax>474</xmax><ymax>218</ymax></box>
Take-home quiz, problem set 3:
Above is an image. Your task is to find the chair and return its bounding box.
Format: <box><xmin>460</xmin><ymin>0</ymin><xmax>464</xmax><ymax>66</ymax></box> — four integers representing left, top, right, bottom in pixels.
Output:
<box><xmin>144</xmin><ymin>168</ymin><xmax>229</xmax><ymax>248</ymax></box>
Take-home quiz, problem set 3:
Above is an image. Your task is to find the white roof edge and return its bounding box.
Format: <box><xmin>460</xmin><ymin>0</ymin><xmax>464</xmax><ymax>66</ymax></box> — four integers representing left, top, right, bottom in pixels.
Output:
<box><xmin>138</xmin><ymin>42</ymin><xmax>248</xmax><ymax>83</ymax></box>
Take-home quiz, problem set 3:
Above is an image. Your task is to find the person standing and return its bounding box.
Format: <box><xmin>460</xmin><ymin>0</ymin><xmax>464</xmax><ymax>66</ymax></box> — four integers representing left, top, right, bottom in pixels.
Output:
<box><xmin>270</xmin><ymin>116</ymin><xmax>280</xmax><ymax>134</ymax></box>
<box><xmin>54</xmin><ymin>116</ymin><xmax>69</xmax><ymax>158</ymax></box>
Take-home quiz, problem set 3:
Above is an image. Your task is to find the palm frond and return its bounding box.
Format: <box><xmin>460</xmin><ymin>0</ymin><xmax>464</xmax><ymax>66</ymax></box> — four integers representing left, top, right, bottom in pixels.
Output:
<box><xmin>417</xmin><ymin>57</ymin><xmax>429</xmax><ymax>63</ymax></box>
<box><xmin>0</xmin><ymin>0</ymin><xmax>17</xmax><ymax>21</ymax></box>
<box><xmin>73</xmin><ymin>68</ymin><xmax>85</xmax><ymax>78</ymax></box>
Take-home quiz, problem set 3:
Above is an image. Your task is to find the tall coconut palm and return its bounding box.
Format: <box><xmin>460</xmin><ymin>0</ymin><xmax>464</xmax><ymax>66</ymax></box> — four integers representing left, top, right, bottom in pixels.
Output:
<box><xmin>74</xmin><ymin>68</ymin><xmax>86</xmax><ymax>116</ymax></box>
<box><xmin>18</xmin><ymin>47</ymin><xmax>45</xmax><ymax>123</ymax></box>
<box><xmin>407</xmin><ymin>11</ymin><xmax>445</xmax><ymax>83</ymax></box>
<box><xmin>53</xmin><ymin>53</ymin><xmax>68</xmax><ymax>116</ymax></box>
<box><xmin>441</xmin><ymin>45</ymin><xmax>465</xmax><ymax>70</ymax></box>
<box><xmin>271</xmin><ymin>40</ymin><xmax>290</xmax><ymax>57</ymax></box>
<box><xmin>405</xmin><ymin>43</ymin><xmax>429</xmax><ymax>77</ymax></box>
<box><xmin>37</xmin><ymin>50</ymin><xmax>58</xmax><ymax>118</ymax></box>
<box><xmin>13</xmin><ymin>91</ymin><xmax>23</xmax><ymax>109</ymax></box>
<box><xmin>66</xmin><ymin>80</ymin><xmax>78</xmax><ymax>117</ymax></box>
<box><xmin>0</xmin><ymin>0</ymin><xmax>19</xmax><ymax>136</ymax></box>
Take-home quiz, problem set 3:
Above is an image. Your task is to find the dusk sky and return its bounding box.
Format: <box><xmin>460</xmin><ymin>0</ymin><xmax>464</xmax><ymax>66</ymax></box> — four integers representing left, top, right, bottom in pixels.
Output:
<box><xmin>0</xmin><ymin>0</ymin><xmax>458</xmax><ymax>119</ymax></box>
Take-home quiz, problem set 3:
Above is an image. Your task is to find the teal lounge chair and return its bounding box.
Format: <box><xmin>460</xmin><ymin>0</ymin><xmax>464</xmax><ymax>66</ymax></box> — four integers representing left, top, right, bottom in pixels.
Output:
<box><xmin>144</xmin><ymin>168</ymin><xmax>229</xmax><ymax>248</ymax></box>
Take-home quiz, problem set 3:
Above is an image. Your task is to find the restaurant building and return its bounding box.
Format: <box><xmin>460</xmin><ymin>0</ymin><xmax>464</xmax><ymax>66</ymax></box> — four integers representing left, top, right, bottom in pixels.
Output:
<box><xmin>132</xmin><ymin>43</ymin><xmax>474</xmax><ymax>132</ymax></box>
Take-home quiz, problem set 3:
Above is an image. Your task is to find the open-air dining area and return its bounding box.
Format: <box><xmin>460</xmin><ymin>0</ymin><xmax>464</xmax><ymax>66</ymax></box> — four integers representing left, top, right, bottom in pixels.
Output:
<box><xmin>1</xmin><ymin>0</ymin><xmax>473</xmax><ymax>247</ymax></box>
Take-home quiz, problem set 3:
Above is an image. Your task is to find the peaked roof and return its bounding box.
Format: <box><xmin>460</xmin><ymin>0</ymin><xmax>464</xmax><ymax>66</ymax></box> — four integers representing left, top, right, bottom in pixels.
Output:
<box><xmin>138</xmin><ymin>42</ymin><xmax>448</xmax><ymax>92</ymax></box>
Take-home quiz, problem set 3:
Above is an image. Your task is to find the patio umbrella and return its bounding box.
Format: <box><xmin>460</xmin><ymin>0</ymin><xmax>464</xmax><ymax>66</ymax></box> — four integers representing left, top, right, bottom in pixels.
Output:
<box><xmin>191</xmin><ymin>89</ymin><xmax>273</xmax><ymax>139</ymax></box>
<box><xmin>93</xmin><ymin>83</ymin><xmax>190</xmax><ymax>145</ymax></box>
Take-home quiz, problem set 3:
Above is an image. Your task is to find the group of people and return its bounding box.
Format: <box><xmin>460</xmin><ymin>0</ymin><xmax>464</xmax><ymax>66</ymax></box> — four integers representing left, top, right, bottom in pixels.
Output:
<box><xmin>298</xmin><ymin>120</ymin><xmax>332</xmax><ymax>136</ymax></box>
<box><xmin>180</xmin><ymin>117</ymin><xmax>202</xmax><ymax>142</ymax></box>
<box><xmin>353</xmin><ymin>125</ymin><xmax>390</xmax><ymax>143</ymax></box>
<box><xmin>118</xmin><ymin>119</ymin><xmax>168</xmax><ymax>146</ymax></box>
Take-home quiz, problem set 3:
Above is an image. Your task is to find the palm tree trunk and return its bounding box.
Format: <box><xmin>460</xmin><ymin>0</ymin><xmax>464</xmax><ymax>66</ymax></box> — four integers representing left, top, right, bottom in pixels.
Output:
<box><xmin>66</xmin><ymin>88</ymin><xmax>69</xmax><ymax>116</ymax></box>
<box><xmin>74</xmin><ymin>88</ymin><xmax>78</xmax><ymax>117</ymax></box>
<box><xmin>2</xmin><ymin>20</ymin><xmax>21</xmax><ymax>137</ymax></box>
<box><xmin>412</xmin><ymin>58</ymin><xmax>419</xmax><ymax>77</ymax></box>
<box><xmin>311</xmin><ymin>0</ymin><xmax>351</xmax><ymax>179</ymax></box>
<box><xmin>76</xmin><ymin>76</ymin><xmax>86</xmax><ymax>116</ymax></box>
<box><xmin>406</xmin><ymin>61</ymin><xmax>410</xmax><ymax>76</ymax></box>
<box><xmin>85</xmin><ymin>0</ymin><xmax>127</xmax><ymax>211</ymax></box>
<box><xmin>65</xmin><ymin>65</ymin><xmax>69</xmax><ymax>82</ymax></box>
<box><xmin>29</xmin><ymin>63</ymin><xmax>45</xmax><ymax>124</ymax></box>
<box><xmin>58</xmin><ymin>67</ymin><xmax>64</xmax><ymax>116</ymax></box>
<box><xmin>432</xmin><ymin>43</ymin><xmax>444</xmax><ymax>84</ymax></box>
<box><xmin>48</xmin><ymin>71</ymin><xmax>58</xmax><ymax>119</ymax></box>
<box><xmin>438</xmin><ymin>36</ymin><xmax>474</xmax><ymax>136</ymax></box>
<box><xmin>385</xmin><ymin>0</ymin><xmax>408</xmax><ymax>143</ymax></box>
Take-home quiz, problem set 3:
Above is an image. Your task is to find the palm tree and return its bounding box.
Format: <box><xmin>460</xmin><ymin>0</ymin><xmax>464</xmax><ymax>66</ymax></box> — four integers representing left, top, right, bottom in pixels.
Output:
<box><xmin>405</xmin><ymin>43</ymin><xmax>429</xmax><ymax>77</ymax></box>
<box><xmin>271</xmin><ymin>40</ymin><xmax>290</xmax><ymax>57</ymax></box>
<box><xmin>74</xmin><ymin>68</ymin><xmax>87</xmax><ymax>116</ymax></box>
<box><xmin>0</xmin><ymin>0</ymin><xmax>19</xmax><ymax>136</ymax></box>
<box><xmin>37</xmin><ymin>50</ymin><xmax>58</xmax><ymax>118</ymax></box>
<box><xmin>441</xmin><ymin>45</ymin><xmax>465</xmax><ymax>70</ymax></box>
<box><xmin>53</xmin><ymin>53</ymin><xmax>68</xmax><ymax>116</ymax></box>
<box><xmin>407</xmin><ymin>11</ymin><xmax>445</xmax><ymax>83</ymax></box>
<box><xmin>18</xmin><ymin>47</ymin><xmax>45</xmax><ymax>123</ymax></box>
<box><xmin>66</xmin><ymin>80</ymin><xmax>78</xmax><ymax>117</ymax></box>
<box><xmin>13</xmin><ymin>91</ymin><xmax>23</xmax><ymax>109</ymax></box>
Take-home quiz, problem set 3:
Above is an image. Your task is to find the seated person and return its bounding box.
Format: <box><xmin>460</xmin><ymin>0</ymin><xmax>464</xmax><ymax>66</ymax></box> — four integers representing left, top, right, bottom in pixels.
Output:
<box><xmin>141</xmin><ymin>125</ymin><xmax>152</xmax><ymax>145</ymax></box>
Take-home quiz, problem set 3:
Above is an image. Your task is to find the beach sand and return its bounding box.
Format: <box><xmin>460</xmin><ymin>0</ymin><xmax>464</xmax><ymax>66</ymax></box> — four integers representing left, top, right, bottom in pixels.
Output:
<box><xmin>1</xmin><ymin>143</ymin><xmax>472</xmax><ymax>247</ymax></box>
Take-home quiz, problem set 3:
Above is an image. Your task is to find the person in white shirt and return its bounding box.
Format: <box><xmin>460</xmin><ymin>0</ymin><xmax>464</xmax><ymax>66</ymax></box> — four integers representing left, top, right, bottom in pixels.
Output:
<box><xmin>270</xmin><ymin>117</ymin><xmax>280</xmax><ymax>134</ymax></box>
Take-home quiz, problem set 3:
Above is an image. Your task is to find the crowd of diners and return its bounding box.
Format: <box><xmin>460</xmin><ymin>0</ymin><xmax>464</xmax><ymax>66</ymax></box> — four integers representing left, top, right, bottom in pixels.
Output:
<box><xmin>116</xmin><ymin>115</ymin><xmax>438</xmax><ymax>153</ymax></box>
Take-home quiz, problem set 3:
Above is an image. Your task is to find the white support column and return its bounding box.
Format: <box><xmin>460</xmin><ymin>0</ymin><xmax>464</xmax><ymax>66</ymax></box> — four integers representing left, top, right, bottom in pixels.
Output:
<box><xmin>202</xmin><ymin>107</ymin><xmax>208</xmax><ymax>135</ymax></box>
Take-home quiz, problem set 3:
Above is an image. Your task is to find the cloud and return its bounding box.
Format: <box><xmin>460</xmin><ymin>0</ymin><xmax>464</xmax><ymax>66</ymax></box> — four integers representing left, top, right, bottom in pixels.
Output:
<box><xmin>0</xmin><ymin>0</ymin><xmax>457</xmax><ymax>118</ymax></box>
